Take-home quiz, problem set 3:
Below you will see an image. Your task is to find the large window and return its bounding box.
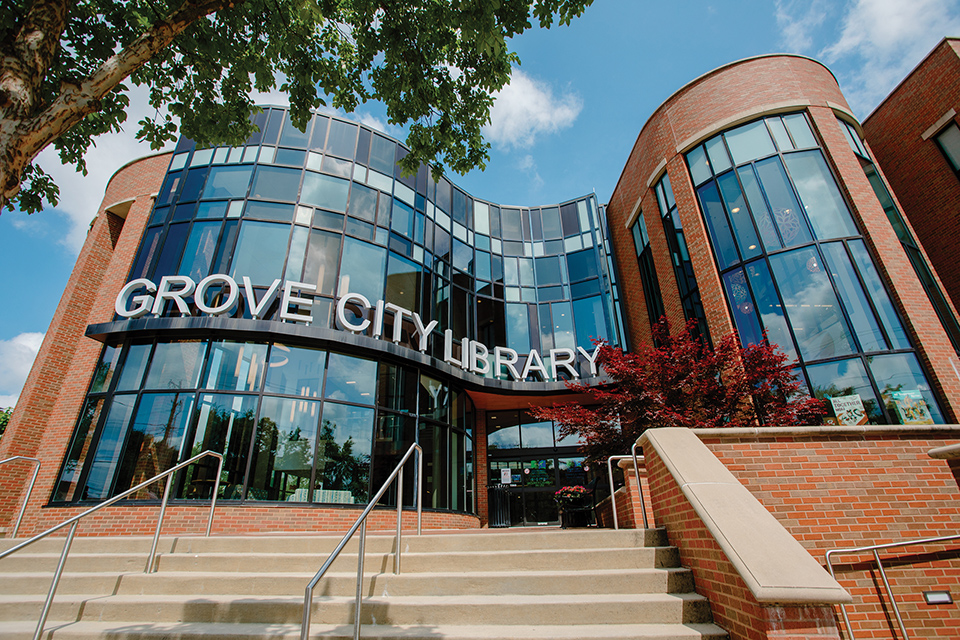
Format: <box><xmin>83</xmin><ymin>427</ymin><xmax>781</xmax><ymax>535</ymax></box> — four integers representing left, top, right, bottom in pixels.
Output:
<box><xmin>686</xmin><ymin>112</ymin><xmax>944</xmax><ymax>425</ymax></box>
<box><xmin>935</xmin><ymin>122</ymin><xmax>960</xmax><ymax>175</ymax></box>
<box><xmin>54</xmin><ymin>340</ymin><xmax>474</xmax><ymax>512</ymax></box>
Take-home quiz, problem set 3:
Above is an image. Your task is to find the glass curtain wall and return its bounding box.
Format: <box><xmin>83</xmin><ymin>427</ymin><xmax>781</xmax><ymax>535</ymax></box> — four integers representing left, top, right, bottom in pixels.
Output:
<box><xmin>53</xmin><ymin>340</ymin><xmax>474</xmax><ymax>512</ymax></box>
<box><xmin>129</xmin><ymin>108</ymin><xmax>623</xmax><ymax>380</ymax></box>
<box><xmin>685</xmin><ymin>112</ymin><xmax>944</xmax><ymax>425</ymax></box>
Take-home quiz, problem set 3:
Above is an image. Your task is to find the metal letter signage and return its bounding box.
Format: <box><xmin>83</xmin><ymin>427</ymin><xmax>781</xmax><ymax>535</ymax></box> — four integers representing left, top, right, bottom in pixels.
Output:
<box><xmin>116</xmin><ymin>275</ymin><xmax>601</xmax><ymax>383</ymax></box>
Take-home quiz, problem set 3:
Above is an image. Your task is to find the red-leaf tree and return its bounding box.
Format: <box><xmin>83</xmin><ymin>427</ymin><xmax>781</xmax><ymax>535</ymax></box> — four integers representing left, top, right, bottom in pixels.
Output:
<box><xmin>533</xmin><ymin>318</ymin><xmax>825</xmax><ymax>464</ymax></box>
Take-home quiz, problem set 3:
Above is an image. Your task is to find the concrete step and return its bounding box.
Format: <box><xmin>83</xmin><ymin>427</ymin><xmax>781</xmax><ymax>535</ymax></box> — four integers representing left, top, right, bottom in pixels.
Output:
<box><xmin>1</xmin><ymin>592</ymin><xmax>713</xmax><ymax>626</ymax></box>
<box><xmin>0</xmin><ymin>566</ymin><xmax>695</xmax><ymax>598</ymax></box>
<box><xmin>0</xmin><ymin>529</ymin><xmax>663</xmax><ymax>556</ymax></box>
<box><xmin>152</xmin><ymin>546</ymin><xmax>679</xmax><ymax>573</ymax></box>
<box><xmin>0</xmin><ymin>528</ymin><xmax>728</xmax><ymax>640</ymax></box>
<box><xmin>0</xmin><ymin>620</ymin><xmax>731</xmax><ymax>640</ymax></box>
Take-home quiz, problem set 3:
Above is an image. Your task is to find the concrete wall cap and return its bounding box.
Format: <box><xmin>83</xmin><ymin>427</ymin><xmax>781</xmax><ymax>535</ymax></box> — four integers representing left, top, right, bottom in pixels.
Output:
<box><xmin>689</xmin><ymin>424</ymin><xmax>960</xmax><ymax>439</ymax></box>
<box><xmin>927</xmin><ymin>443</ymin><xmax>960</xmax><ymax>459</ymax></box>
<box><xmin>639</xmin><ymin>427</ymin><xmax>852</xmax><ymax>606</ymax></box>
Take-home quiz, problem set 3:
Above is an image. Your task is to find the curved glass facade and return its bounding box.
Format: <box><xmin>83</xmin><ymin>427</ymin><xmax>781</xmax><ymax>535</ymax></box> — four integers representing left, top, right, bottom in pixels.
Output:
<box><xmin>686</xmin><ymin>112</ymin><xmax>945</xmax><ymax>425</ymax></box>
<box><xmin>56</xmin><ymin>107</ymin><xmax>625</xmax><ymax>511</ymax></box>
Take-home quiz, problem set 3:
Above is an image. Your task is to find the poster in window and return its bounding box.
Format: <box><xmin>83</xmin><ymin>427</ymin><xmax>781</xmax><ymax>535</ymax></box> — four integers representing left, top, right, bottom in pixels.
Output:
<box><xmin>500</xmin><ymin>468</ymin><xmax>512</xmax><ymax>485</ymax></box>
<box><xmin>829</xmin><ymin>394</ymin><xmax>867</xmax><ymax>425</ymax></box>
<box><xmin>891</xmin><ymin>390</ymin><xmax>934</xmax><ymax>425</ymax></box>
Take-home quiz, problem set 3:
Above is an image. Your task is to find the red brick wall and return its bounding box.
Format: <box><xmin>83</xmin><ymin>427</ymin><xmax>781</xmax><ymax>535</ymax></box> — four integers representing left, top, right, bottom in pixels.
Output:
<box><xmin>862</xmin><ymin>39</ymin><xmax>960</xmax><ymax>309</ymax></box>
<box><xmin>18</xmin><ymin>503</ymin><xmax>478</xmax><ymax>538</ymax></box>
<box><xmin>0</xmin><ymin>153</ymin><xmax>171</xmax><ymax>535</ymax></box>
<box><xmin>644</xmin><ymin>440</ymin><xmax>840</xmax><ymax>640</ymax></box>
<box><xmin>697</xmin><ymin>428</ymin><xmax>960</xmax><ymax>640</ymax></box>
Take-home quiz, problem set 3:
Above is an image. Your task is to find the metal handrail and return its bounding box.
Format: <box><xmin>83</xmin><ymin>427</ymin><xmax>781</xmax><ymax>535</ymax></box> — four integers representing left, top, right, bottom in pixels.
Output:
<box><xmin>301</xmin><ymin>442</ymin><xmax>423</xmax><ymax>640</ymax></box>
<box><xmin>0</xmin><ymin>456</ymin><xmax>41</xmax><ymax>538</ymax></box>
<box><xmin>0</xmin><ymin>449</ymin><xmax>224</xmax><ymax>640</ymax></box>
<box><xmin>605</xmin><ymin>442</ymin><xmax>648</xmax><ymax>529</ymax></box>
<box><xmin>826</xmin><ymin>533</ymin><xmax>960</xmax><ymax>639</ymax></box>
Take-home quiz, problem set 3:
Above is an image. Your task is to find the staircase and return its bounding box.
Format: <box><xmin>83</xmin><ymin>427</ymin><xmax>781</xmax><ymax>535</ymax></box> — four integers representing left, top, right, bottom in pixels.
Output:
<box><xmin>0</xmin><ymin>528</ymin><xmax>728</xmax><ymax>639</ymax></box>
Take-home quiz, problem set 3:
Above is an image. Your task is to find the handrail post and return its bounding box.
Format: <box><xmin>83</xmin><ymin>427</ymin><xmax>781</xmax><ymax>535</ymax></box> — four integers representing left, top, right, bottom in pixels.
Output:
<box><xmin>0</xmin><ymin>456</ymin><xmax>42</xmax><ymax>538</ymax></box>
<box><xmin>34</xmin><ymin>521</ymin><xmax>77</xmax><ymax>640</ymax></box>
<box><xmin>146</xmin><ymin>469</ymin><xmax>175</xmax><ymax>573</ymax></box>
<box><xmin>354</xmin><ymin>520</ymin><xmax>366</xmax><ymax>640</ymax></box>
<box><xmin>825</xmin><ymin>551</ymin><xmax>856</xmax><ymax>639</ymax></box>
<box><xmin>874</xmin><ymin>548</ymin><xmax>909</xmax><ymax>640</ymax></box>
<box><xmin>206</xmin><ymin>454</ymin><xmax>224</xmax><ymax>537</ymax></box>
<box><xmin>631</xmin><ymin>443</ymin><xmax>648</xmax><ymax>529</ymax></box>
<box><xmin>395</xmin><ymin>463</ymin><xmax>404</xmax><ymax>575</ymax></box>
<box><xmin>417</xmin><ymin>446</ymin><xmax>423</xmax><ymax>535</ymax></box>
<box><xmin>607</xmin><ymin>456</ymin><xmax>619</xmax><ymax>530</ymax></box>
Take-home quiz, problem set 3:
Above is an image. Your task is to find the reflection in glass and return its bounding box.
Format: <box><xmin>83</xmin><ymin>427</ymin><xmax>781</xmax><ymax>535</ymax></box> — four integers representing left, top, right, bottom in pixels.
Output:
<box><xmin>769</xmin><ymin>248</ymin><xmax>855</xmax><ymax>361</ymax></box>
<box><xmin>848</xmin><ymin>240</ymin><xmax>910</xmax><ymax>350</ymax></box>
<box><xmin>301</xmin><ymin>172</ymin><xmax>350</xmax><ymax>213</ymax></box>
<box><xmin>116</xmin><ymin>344</ymin><xmax>152</xmax><ymax>391</ymax></box>
<box><xmin>724</xmin><ymin>269</ymin><xmax>763</xmax><ymax>347</ymax></box>
<box><xmin>724</xmin><ymin>120</ymin><xmax>775</xmax><ymax>164</ymax></box>
<box><xmin>90</xmin><ymin>346</ymin><xmax>121</xmax><ymax>394</ymax></box>
<box><xmin>178</xmin><ymin>221</ymin><xmax>221</xmax><ymax>282</ymax></box>
<box><xmin>81</xmin><ymin>395</ymin><xmax>137</xmax><ymax>499</ymax></box>
<box><xmin>737</xmin><ymin>165</ymin><xmax>781</xmax><ymax>251</ymax></box>
<box><xmin>202</xmin><ymin>166</ymin><xmax>253</xmax><ymax>200</ymax></box>
<box><xmin>144</xmin><ymin>341</ymin><xmax>205</xmax><ymax>390</ymax></box>
<box><xmin>783</xmin><ymin>150</ymin><xmax>858</xmax><ymax>240</ymax></box>
<box><xmin>697</xmin><ymin>181</ymin><xmax>739</xmax><ymax>269</ymax></box>
<box><xmin>338</xmin><ymin>237</ymin><xmax>386</xmax><ymax>303</ymax></box>
<box><xmin>419</xmin><ymin>374</ymin><xmax>448</xmax><ymax>423</ymax></box>
<box><xmin>53</xmin><ymin>398</ymin><xmax>105</xmax><ymax>501</ymax></box>
<box><xmin>820</xmin><ymin>243</ymin><xmax>886</xmax><ymax>352</ymax></box>
<box><xmin>203</xmin><ymin>341</ymin><xmax>267</xmax><ymax>392</ymax></box>
<box><xmin>573</xmin><ymin>296</ymin><xmax>606</xmax><ymax>348</ymax></box>
<box><xmin>179</xmin><ymin>394</ymin><xmax>256</xmax><ymax>500</ymax></box>
<box><xmin>372</xmin><ymin>412</ymin><xmax>416</xmax><ymax>506</ymax></box>
<box><xmin>317</xmin><ymin>402</ymin><xmax>372</xmax><ymax>504</ymax></box>
<box><xmin>113</xmin><ymin>392</ymin><xmax>194</xmax><ymax>498</ymax></box>
<box><xmin>250</xmin><ymin>166</ymin><xmax>301</xmax><ymax>202</ymax></box>
<box><xmin>807</xmin><ymin>358</ymin><xmax>882</xmax><ymax>424</ymax></box>
<box><xmin>868</xmin><ymin>353</ymin><xmax>943</xmax><ymax>424</ymax></box>
<box><xmin>264</xmin><ymin>344</ymin><xmax>326</xmax><ymax>397</ymax></box>
<box><xmin>248</xmin><ymin>397</ymin><xmax>320</xmax><ymax>501</ymax></box>
<box><xmin>324</xmin><ymin>353</ymin><xmax>377</xmax><ymax>404</ymax></box>
<box><xmin>745</xmin><ymin>261</ymin><xmax>796</xmax><ymax>362</ymax></box>
<box><xmin>230</xmin><ymin>221</ymin><xmax>290</xmax><ymax>285</ymax></box>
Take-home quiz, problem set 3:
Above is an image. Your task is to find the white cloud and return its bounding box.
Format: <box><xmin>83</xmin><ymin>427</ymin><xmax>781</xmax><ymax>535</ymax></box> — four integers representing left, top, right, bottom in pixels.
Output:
<box><xmin>0</xmin><ymin>332</ymin><xmax>45</xmax><ymax>407</ymax></box>
<box><xmin>820</xmin><ymin>0</ymin><xmax>960</xmax><ymax>114</ymax></box>
<box><xmin>484</xmin><ymin>68</ymin><xmax>582</xmax><ymax>149</ymax></box>
<box><xmin>517</xmin><ymin>154</ymin><xmax>544</xmax><ymax>190</ymax></box>
<box><xmin>776</xmin><ymin>0</ymin><xmax>960</xmax><ymax>116</ymax></box>
<box><xmin>775</xmin><ymin>0</ymin><xmax>829</xmax><ymax>51</ymax></box>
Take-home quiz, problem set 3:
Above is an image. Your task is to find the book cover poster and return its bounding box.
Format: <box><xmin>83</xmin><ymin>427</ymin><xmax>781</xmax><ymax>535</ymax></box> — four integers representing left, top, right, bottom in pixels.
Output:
<box><xmin>830</xmin><ymin>394</ymin><xmax>868</xmax><ymax>425</ymax></box>
<box><xmin>891</xmin><ymin>390</ymin><xmax>934</xmax><ymax>425</ymax></box>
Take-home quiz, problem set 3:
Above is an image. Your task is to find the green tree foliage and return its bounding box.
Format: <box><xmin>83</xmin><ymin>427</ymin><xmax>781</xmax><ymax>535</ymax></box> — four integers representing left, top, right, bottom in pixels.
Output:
<box><xmin>533</xmin><ymin>319</ymin><xmax>826</xmax><ymax>464</ymax></box>
<box><xmin>0</xmin><ymin>407</ymin><xmax>10</xmax><ymax>437</ymax></box>
<box><xmin>0</xmin><ymin>0</ymin><xmax>593</xmax><ymax>212</ymax></box>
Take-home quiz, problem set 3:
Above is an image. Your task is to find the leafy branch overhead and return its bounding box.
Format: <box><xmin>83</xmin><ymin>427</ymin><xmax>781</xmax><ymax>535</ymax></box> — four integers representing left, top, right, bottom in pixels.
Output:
<box><xmin>0</xmin><ymin>0</ymin><xmax>594</xmax><ymax>213</ymax></box>
<box><xmin>533</xmin><ymin>319</ymin><xmax>826</xmax><ymax>464</ymax></box>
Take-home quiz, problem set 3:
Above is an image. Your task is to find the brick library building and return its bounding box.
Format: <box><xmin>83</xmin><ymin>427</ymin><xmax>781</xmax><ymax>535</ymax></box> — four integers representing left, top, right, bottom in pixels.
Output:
<box><xmin>2</xmin><ymin>46</ymin><xmax>960</xmax><ymax>639</ymax></box>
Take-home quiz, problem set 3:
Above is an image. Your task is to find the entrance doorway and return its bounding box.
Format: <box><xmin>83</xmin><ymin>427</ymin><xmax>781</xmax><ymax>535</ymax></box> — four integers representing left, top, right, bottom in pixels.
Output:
<box><xmin>485</xmin><ymin>409</ymin><xmax>587</xmax><ymax>527</ymax></box>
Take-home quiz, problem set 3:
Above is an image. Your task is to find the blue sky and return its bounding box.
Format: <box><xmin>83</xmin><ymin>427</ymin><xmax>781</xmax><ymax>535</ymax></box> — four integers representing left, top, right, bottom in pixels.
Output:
<box><xmin>2</xmin><ymin>0</ymin><xmax>958</xmax><ymax>406</ymax></box>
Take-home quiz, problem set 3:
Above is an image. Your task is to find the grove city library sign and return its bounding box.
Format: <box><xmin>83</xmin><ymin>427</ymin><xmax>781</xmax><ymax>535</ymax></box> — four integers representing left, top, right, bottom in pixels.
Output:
<box><xmin>114</xmin><ymin>274</ymin><xmax>601</xmax><ymax>383</ymax></box>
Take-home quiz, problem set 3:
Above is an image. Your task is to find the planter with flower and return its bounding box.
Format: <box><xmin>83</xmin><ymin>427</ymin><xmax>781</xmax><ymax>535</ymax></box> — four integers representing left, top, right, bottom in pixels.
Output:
<box><xmin>554</xmin><ymin>485</ymin><xmax>592</xmax><ymax>528</ymax></box>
